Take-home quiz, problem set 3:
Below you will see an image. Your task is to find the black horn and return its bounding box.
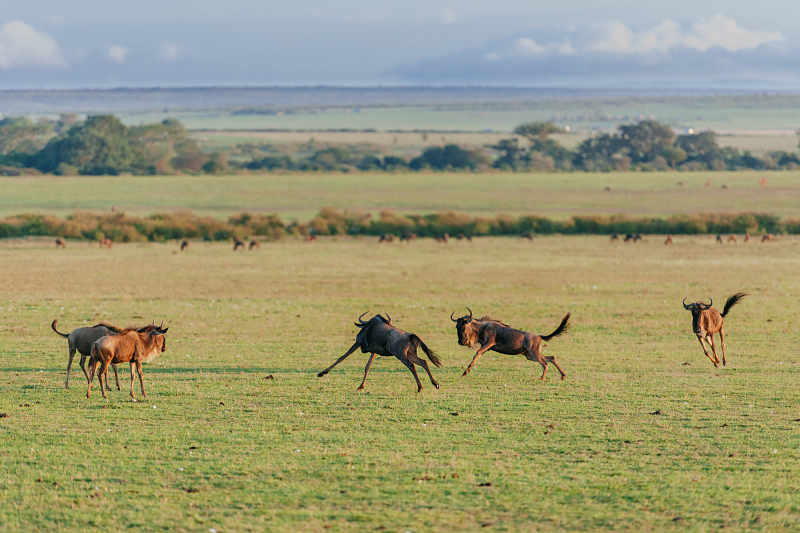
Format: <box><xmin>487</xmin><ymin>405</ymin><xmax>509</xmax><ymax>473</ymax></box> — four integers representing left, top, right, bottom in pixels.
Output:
<box><xmin>705</xmin><ymin>298</ymin><xmax>713</xmax><ymax>308</ymax></box>
<box><xmin>354</xmin><ymin>312</ymin><xmax>370</xmax><ymax>326</ymax></box>
<box><xmin>450</xmin><ymin>311</ymin><xmax>458</xmax><ymax>322</ymax></box>
<box><xmin>682</xmin><ymin>297</ymin><xmax>690</xmax><ymax>309</ymax></box>
<box><xmin>384</xmin><ymin>313</ymin><xmax>391</xmax><ymax>324</ymax></box>
<box><xmin>466</xmin><ymin>307</ymin><xmax>473</xmax><ymax>320</ymax></box>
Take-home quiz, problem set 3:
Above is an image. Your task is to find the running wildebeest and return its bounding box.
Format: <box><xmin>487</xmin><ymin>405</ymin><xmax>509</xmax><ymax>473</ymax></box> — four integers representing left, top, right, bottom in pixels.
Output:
<box><xmin>249</xmin><ymin>240</ymin><xmax>260</xmax><ymax>250</ymax></box>
<box><xmin>761</xmin><ymin>234</ymin><xmax>774</xmax><ymax>242</ymax></box>
<box><xmin>378</xmin><ymin>234</ymin><xmax>395</xmax><ymax>243</ymax></box>
<box><xmin>51</xmin><ymin>320</ymin><xmax>123</xmax><ymax>389</ymax></box>
<box><xmin>682</xmin><ymin>293</ymin><xmax>746</xmax><ymax>367</ymax></box>
<box><xmin>664</xmin><ymin>235</ymin><xmax>673</xmax><ymax>246</ymax></box>
<box><xmin>87</xmin><ymin>323</ymin><xmax>168</xmax><ymax>400</ymax></box>
<box><xmin>521</xmin><ymin>232</ymin><xmax>534</xmax><ymax>241</ymax></box>
<box><xmin>451</xmin><ymin>308</ymin><xmax>570</xmax><ymax>381</ymax></box>
<box><xmin>317</xmin><ymin>313</ymin><xmax>442</xmax><ymax>392</ymax></box>
<box><xmin>305</xmin><ymin>234</ymin><xmax>317</xmax><ymax>242</ymax></box>
<box><xmin>180</xmin><ymin>240</ymin><xmax>189</xmax><ymax>251</ymax></box>
<box><xmin>435</xmin><ymin>233</ymin><xmax>450</xmax><ymax>243</ymax></box>
<box><xmin>55</xmin><ymin>238</ymin><xmax>66</xmax><ymax>248</ymax></box>
<box><xmin>399</xmin><ymin>233</ymin><xmax>417</xmax><ymax>242</ymax></box>
<box><xmin>716</xmin><ymin>234</ymin><xmax>724</xmax><ymax>244</ymax></box>
<box><xmin>233</xmin><ymin>238</ymin><xmax>245</xmax><ymax>251</ymax></box>
<box><xmin>99</xmin><ymin>238</ymin><xmax>112</xmax><ymax>248</ymax></box>
<box><xmin>610</xmin><ymin>233</ymin><xmax>619</xmax><ymax>241</ymax></box>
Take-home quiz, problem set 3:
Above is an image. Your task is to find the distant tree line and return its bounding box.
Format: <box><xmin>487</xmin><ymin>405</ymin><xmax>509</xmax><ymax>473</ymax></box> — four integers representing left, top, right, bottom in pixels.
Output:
<box><xmin>1</xmin><ymin>209</ymin><xmax>795</xmax><ymax>242</ymax></box>
<box><xmin>1</xmin><ymin>115</ymin><xmax>800</xmax><ymax>175</ymax></box>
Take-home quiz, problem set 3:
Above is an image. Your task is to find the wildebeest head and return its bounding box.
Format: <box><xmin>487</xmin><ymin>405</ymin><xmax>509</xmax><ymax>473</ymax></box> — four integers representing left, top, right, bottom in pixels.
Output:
<box><xmin>683</xmin><ymin>297</ymin><xmax>711</xmax><ymax>333</ymax></box>
<box><xmin>354</xmin><ymin>311</ymin><xmax>391</xmax><ymax>328</ymax></box>
<box><xmin>450</xmin><ymin>307</ymin><xmax>478</xmax><ymax>346</ymax></box>
<box><xmin>138</xmin><ymin>321</ymin><xmax>169</xmax><ymax>351</ymax></box>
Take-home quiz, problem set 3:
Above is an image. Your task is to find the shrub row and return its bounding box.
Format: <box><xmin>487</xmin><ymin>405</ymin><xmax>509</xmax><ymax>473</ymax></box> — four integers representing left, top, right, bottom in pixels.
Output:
<box><xmin>0</xmin><ymin>210</ymin><xmax>791</xmax><ymax>242</ymax></box>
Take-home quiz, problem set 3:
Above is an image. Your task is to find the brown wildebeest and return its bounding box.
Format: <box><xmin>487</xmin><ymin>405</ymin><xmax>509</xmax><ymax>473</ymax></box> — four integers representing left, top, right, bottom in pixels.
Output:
<box><xmin>317</xmin><ymin>313</ymin><xmax>442</xmax><ymax>392</ymax></box>
<box><xmin>305</xmin><ymin>234</ymin><xmax>317</xmax><ymax>242</ymax></box>
<box><xmin>521</xmin><ymin>232</ymin><xmax>534</xmax><ymax>241</ymax></box>
<box><xmin>378</xmin><ymin>234</ymin><xmax>395</xmax><ymax>243</ymax></box>
<box><xmin>180</xmin><ymin>240</ymin><xmax>189</xmax><ymax>251</ymax></box>
<box><xmin>761</xmin><ymin>234</ymin><xmax>774</xmax><ymax>242</ymax></box>
<box><xmin>87</xmin><ymin>323</ymin><xmax>168</xmax><ymax>400</ymax></box>
<box><xmin>435</xmin><ymin>233</ymin><xmax>450</xmax><ymax>243</ymax></box>
<box><xmin>99</xmin><ymin>238</ymin><xmax>112</xmax><ymax>248</ymax></box>
<box><xmin>55</xmin><ymin>238</ymin><xmax>66</xmax><ymax>248</ymax></box>
<box><xmin>51</xmin><ymin>320</ymin><xmax>123</xmax><ymax>389</ymax></box>
<box><xmin>664</xmin><ymin>235</ymin><xmax>673</xmax><ymax>246</ymax></box>
<box><xmin>399</xmin><ymin>233</ymin><xmax>416</xmax><ymax>242</ymax></box>
<box><xmin>744</xmin><ymin>232</ymin><xmax>750</xmax><ymax>242</ymax></box>
<box><xmin>728</xmin><ymin>235</ymin><xmax>737</xmax><ymax>243</ymax></box>
<box><xmin>610</xmin><ymin>233</ymin><xmax>619</xmax><ymax>241</ymax></box>
<box><xmin>233</xmin><ymin>238</ymin><xmax>245</xmax><ymax>251</ymax></box>
<box><xmin>682</xmin><ymin>293</ymin><xmax>746</xmax><ymax>367</ymax></box>
<box><xmin>249</xmin><ymin>240</ymin><xmax>260</xmax><ymax>250</ymax></box>
<box><xmin>451</xmin><ymin>308</ymin><xmax>570</xmax><ymax>380</ymax></box>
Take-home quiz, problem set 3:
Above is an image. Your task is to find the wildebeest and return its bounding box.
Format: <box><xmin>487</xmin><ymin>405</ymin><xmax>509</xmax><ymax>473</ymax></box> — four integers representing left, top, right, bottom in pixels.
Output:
<box><xmin>317</xmin><ymin>313</ymin><xmax>442</xmax><ymax>392</ymax></box>
<box><xmin>233</xmin><ymin>238</ymin><xmax>245</xmax><ymax>251</ymax></box>
<box><xmin>180</xmin><ymin>240</ymin><xmax>189</xmax><ymax>251</ymax></box>
<box><xmin>55</xmin><ymin>238</ymin><xmax>66</xmax><ymax>248</ymax></box>
<box><xmin>744</xmin><ymin>232</ymin><xmax>751</xmax><ymax>242</ymax></box>
<box><xmin>664</xmin><ymin>235</ymin><xmax>673</xmax><ymax>246</ymax></box>
<box><xmin>399</xmin><ymin>233</ymin><xmax>417</xmax><ymax>242</ymax></box>
<box><xmin>249</xmin><ymin>240</ymin><xmax>260</xmax><ymax>250</ymax></box>
<box><xmin>305</xmin><ymin>234</ymin><xmax>317</xmax><ymax>242</ymax></box>
<box><xmin>99</xmin><ymin>237</ymin><xmax>112</xmax><ymax>248</ymax></box>
<box><xmin>87</xmin><ymin>323</ymin><xmax>168</xmax><ymax>400</ymax></box>
<box><xmin>682</xmin><ymin>293</ymin><xmax>746</xmax><ymax>367</ymax></box>
<box><xmin>716</xmin><ymin>234</ymin><xmax>723</xmax><ymax>244</ymax></box>
<box><xmin>624</xmin><ymin>233</ymin><xmax>641</xmax><ymax>242</ymax></box>
<box><xmin>761</xmin><ymin>234</ymin><xmax>774</xmax><ymax>242</ymax></box>
<box><xmin>521</xmin><ymin>232</ymin><xmax>534</xmax><ymax>241</ymax></box>
<box><xmin>378</xmin><ymin>234</ymin><xmax>395</xmax><ymax>243</ymax></box>
<box><xmin>728</xmin><ymin>234</ymin><xmax>737</xmax><ymax>243</ymax></box>
<box><xmin>435</xmin><ymin>233</ymin><xmax>450</xmax><ymax>243</ymax></box>
<box><xmin>51</xmin><ymin>320</ymin><xmax>123</xmax><ymax>389</ymax></box>
<box><xmin>451</xmin><ymin>308</ymin><xmax>570</xmax><ymax>380</ymax></box>
<box><xmin>610</xmin><ymin>233</ymin><xmax>619</xmax><ymax>241</ymax></box>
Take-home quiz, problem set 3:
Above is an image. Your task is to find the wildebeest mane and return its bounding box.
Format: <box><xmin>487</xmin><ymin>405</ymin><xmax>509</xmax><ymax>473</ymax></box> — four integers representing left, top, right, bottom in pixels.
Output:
<box><xmin>477</xmin><ymin>316</ymin><xmax>509</xmax><ymax>327</ymax></box>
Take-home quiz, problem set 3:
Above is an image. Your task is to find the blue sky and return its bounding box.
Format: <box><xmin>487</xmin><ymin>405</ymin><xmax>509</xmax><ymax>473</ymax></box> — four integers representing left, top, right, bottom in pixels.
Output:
<box><xmin>1</xmin><ymin>1</ymin><xmax>799</xmax><ymax>88</ymax></box>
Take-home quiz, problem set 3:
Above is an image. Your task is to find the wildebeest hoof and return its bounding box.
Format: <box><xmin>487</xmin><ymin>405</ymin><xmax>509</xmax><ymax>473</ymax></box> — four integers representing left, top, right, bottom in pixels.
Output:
<box><xmin>433</xmin><ymin>383</ymin><xmax>440</xmax><ymax>389</ymax></box>
<box><xmin>461</xmin><ymin>370</ymin><xmax>468</xmax><ymax>376</ymax></box>
<box><xmin>131</xmin><ymin>397</ymin><xmax>137</xmax><ymax>402</ymax></box>
<box><xmin>356</xmin><ymin>386</ymin><xmax>365</xmax><ymax>391</ymax></box>
<box><xmin>561</xmin><ymin>375</ymin><xmax>566</xmax><ymax>380</ymax></box>
<box><xmin>317</xmin><ymin>372</ymin><xmax>326</xmax><ymax>378</ymax></box>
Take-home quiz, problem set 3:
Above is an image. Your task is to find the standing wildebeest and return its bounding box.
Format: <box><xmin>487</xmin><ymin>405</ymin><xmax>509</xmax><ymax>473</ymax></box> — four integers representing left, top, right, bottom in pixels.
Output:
<box><xmin>610</xmin><ymin>233</ymin><xmax>619</xmax><ymax>241</ymax></box>
<box><xmin>744</xmin><ymin>232</ymin><xmax>751</xmax><ymax>242</ymax></box>
<box><xmin>378</xmin><ymin>234</ymin><xmax>395</xmax><ymax>243</ymax></box>
<box><xmin>682</xmin><ymin>293</ymin><xmax>746</xmax><ymax>367</ymax></box>
<box><xmin>521</xmin><ymin>232</ymin><xmax>534</xmax><ymax>241</ymax></box>
<box><xmin>761</xmin><ymin>234</ymin><xmax>774</xmax><ymax>242</ymax></box>
<box><xmin>99</xmin><ymin>237</ymin><xmax>112</xmax><ymax>248</ymax></box>
<box><xmin>435</xmin><ymin>233</ymin><xmax>450</xmax><ymax>243</ymax></box>
<box><xmin>180</xmin><ymin>240</ymin><xmax>189</xmax><ymax>251</ymax></box>
<box><xmin>728</xmin><ymin>234</ymin><xmax>737</xmax><ymax>243</ymax></box>
<box><xmin>249</xmin><ymin>240</ymin><xmax>260</xmax><ymax>250</ymax></box>
<box><xmin>664</xmin><ymin>235</ymin><xmax>673</xmax><ymax>246</ymax></box>
<box><xmin>624</xmin><ymin>233</ymin><xmax>641</xmax><ymax>243</ymax></box>
<box><xmin>55</xmin><ymin>238</ymin><xmax>66</xmax><ymax>248</ymax></box>
<box><xmin>87</xmin><ymin>323</ymin><xmax>168</xmax><ymax>400</ymax></box>
<box><xmin>317</xmin><ymin>313</ymin><xmax>442</xmax><ymax>392</ymax></box>
<box><xmin>51</xmin><ymin>320</ymin><xmax>123</xmax><ymax>389</ymax></box>
<box><xmin>399</xmin><ymin>233</ymin><xmax>417</xmax><ymax>242</ymax></box>
<box><xmin>233</xmin><ymin>238</ymin><xmax>245</xmax><ymax>251</ymax></box>
<box><xmin>451</xmin><ymin>308</ymin><xmax>570</xmax><ymax>381</ymax></box>
<box><xmin>716</xmin><ymin>234</ymin><xmax>724</xmax><ymax>244</ymax></box>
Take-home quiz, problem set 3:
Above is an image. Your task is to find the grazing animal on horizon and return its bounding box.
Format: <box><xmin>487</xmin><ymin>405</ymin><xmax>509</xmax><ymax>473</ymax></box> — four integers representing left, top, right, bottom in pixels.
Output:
<box><xmin>233</xmin><ymin>238</ymin><xmax>245</xmax><ymax>251</ymax></box>
<box><xmin>99</xmin><ymin>238</ymin><xmax>112</xmax><ymax>248</ymax></box>
<box><xmin>249</xmin><ymin>240</ymin><xmax>260</xmax><ymax>250</ymax></box>
<box><xmin>378</xmin><ymin>234</ymin><xmax>395</xmax><ymax>243</ymax></box>
<box><xmin>87</xmin><ymin>323</ymin><xmax>168</xmax><ymax>400</ymax></box>
<box><xmin>180</xmin><ymin>240</ymin><xmax>189</xmax><ymax>251</ymax></box>
<box><xmin>761</xmin><ymin>234</ymin><xmax>774</xmax><ymax>242</ymax></box>
<box><xmin>317</xmin><ymin>313</ymin><xmax>441</xmax><ymax>392</ymax></box>
<box><xmin>682</xmin><ymin>293</ymin><xmax>746</xmax><ymax>367</ymax></box>
<box><xmin>450</xmin><ymin>308</ymin><xmax>570</xmax><ymax>381</ymax></box>
<box><xmin>51</xmin><ymin>320</ymin><xmax>123</xmax><ymax>389</ymax></box>
<box><xmin>55</xmin><ymin>238</ymin><xmax>66</xmax><ymax>248</ymax></box>
<box><xmin>664</xmin><ymin>235</ymin><xmax>673</xmax><ymax>246</ymax></box>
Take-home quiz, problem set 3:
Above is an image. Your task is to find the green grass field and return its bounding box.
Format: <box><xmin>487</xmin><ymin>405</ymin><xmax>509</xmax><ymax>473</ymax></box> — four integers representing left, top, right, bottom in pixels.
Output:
<box><xmin>1</xmin><ymin>235</ymin><xmax>798</xmax><ymax>531</ymax></box>
<box><xmin>3</xmin><ymin>170</ymin><xmax>800</xmax><ymax>222</ymax></box>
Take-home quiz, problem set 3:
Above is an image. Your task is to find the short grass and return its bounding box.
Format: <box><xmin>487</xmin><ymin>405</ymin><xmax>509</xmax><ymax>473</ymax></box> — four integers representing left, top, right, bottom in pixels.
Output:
<box><xmin>3</xmin><ymin>170</ymin><xmax>800</xmax><ymax>221</ymax></box>
<box><xmin>0</xmin><ymin>236</ymin><xmax>798</xmax><ymax>531</ymax></box>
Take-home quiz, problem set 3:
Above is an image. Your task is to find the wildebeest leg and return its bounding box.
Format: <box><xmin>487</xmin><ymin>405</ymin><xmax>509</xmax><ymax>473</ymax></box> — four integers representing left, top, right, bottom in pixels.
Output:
<box><xmin>65</xmin><ymin>345</ymin><xmax>78</xmax><ymax>389</ymax></box>
<box><xmin>135</xmin><ymin>360</ymin><xmax>146</xmax><ymax>398</ymax></box>
<box><xmin>86</xmin><ymin>359</ymin><xmax>98</xmax><ymax>399</ymax></box>
<box><xmin>546</xmin><ymin>356</ymin><xmax>566</xmax><ymax>380</ymax></box>
<box><xmin>112</xmin><ymin>364</ymin><xmax>120</xmax><ymax>390</ymax></box>
<box><xmin>79</xmin><ymin>353</ymin><xmax>90</xmax><ymax>383</ymax></box>
<box><xmin>696</xmin><ymin>335</ymin><xmax>717</xmax><ymax>367</ymax></box>
<box><xmin>98</xmin><ymin>360</ymin><xmax>111</xmax><ymax>399</ymax></box>
<box><xmin>708</xmin><ymin>334</ymin><xmax>721</xmax><ymax>367</ymax></box>
<box><xmin>129</xmin><ymin>363</ymin><xmax>137</xmax><ymax>400</ymax></box>
<box><xmin>719</xmin><ymin>327</ymin><xmax>727</xmax><ymax>367</ymax></box>
<box><xmin>402</xmin><ymin>359</ymin><xmax>423</xmax><ymax>392</ymax></box>
<box><xmin>462</xmin><ymin>342</ymin><xmax>495</xmax><ymax>376</ymax></box>
<box><xmin>357</xmin><ymin>353</ymin><xmax>376</xmax><ymax>391</ymax></box>
<box><xmin>317</xmin><ymin>341</ymin><xmax>360</xmax><ymax>377</ymax></box>
<box><xmin>408</xmin><ymin>353</ymin><xmax>439</xmax><ymax>389</ymax></box>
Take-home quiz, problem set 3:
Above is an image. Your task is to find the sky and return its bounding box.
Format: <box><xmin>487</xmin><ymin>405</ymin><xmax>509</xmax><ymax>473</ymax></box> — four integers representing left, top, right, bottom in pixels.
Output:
<box><xmin>1</xmin><ymin>1</ymin><xmax>800</xmax><ymax>88</ymax></box>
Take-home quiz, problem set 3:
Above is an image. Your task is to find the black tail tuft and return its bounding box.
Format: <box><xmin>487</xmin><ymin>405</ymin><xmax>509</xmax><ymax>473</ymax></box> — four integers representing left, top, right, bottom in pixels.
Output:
<box><xmin>541</xmin><ymin>313</ymin><xmax>570</xmax><ymax>341</ymax></box>
<box><xmin>412</xmin><ymin>335</ymin><xmax>442</xmax><ymax>367</ymax></box>
<box><xmin>51</xmin><ymin>320</ymin><xmax>69</xmax><ymax>338</ymax></box>
<box><xmin>721</xmin><ymin>292</ymin><xmax>747</xmax><ymax>317</ymax></box>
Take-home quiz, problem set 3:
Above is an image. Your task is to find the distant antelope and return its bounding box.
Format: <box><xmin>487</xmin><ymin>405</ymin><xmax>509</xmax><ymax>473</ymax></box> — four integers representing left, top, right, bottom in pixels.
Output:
<box><xmin>233</xmin><ymin>238</ymin><xmax>245</xmax><ymax>251</ymax></box>
<box><xmin>55</xmin><ymin>238</ymin><xmax>66</xmax><ymax>248</ymax></box>
<box><xmin>682</xmin><ymin>293</ymin><xmax>746</xmax><ymax>367</ymax></box>
<box><xmin>664</xmin><ymin>235</ymin><xmax>673</xmax><ymax>246</ymax></box>
<box><xmin>249</xmin><ymin>240</ymin><xmax>260</xmax><ymax>250</ymax></box>
<box><xmin>761</xmin><ymin>234</ymin><xmax>774</xmax><ymax>242</ymax></box>
<box><xmin>180</xmin><ymin>240</ymin><xmax>189</xmax><ymax>251</ymax></box>
<box><xmin>727</xmin><ymin>235</ymin><xmax>737</xmax><ymax>243</ymax></box>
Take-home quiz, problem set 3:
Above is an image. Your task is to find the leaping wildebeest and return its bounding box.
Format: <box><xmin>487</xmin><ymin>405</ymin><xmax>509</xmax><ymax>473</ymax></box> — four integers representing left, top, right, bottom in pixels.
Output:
<box><xmin>180</xmin><ymin>240</ymin><xmax>189</xmax><ymax>251</ymax></box>
<box><xmin>317</xmin><ymin>313</ymin><xmax>442</xmax><ymax>392</ymax></box>
<box><xmin>233</xmin><ymin>238</ymin><xmax>245</xmax><ymax>251</ymax></box>
<box><xmin>451</xmin><ymin>308</ymin><xmax>570</xmax><ymax>381</ymax></box>
<box><xmin>682</xmin><ymin>293</ymin><xmax>746</xmax><ymax>367</ymax></box>
<box><xmin>87</xmin><ymin>323</ymin><xmax>168</xmax><ymax>400</ymax></box>
<box><xmin>51</xmin><ymin>320</ymin><xmax>123</xmax><ymax>389</ymax></box>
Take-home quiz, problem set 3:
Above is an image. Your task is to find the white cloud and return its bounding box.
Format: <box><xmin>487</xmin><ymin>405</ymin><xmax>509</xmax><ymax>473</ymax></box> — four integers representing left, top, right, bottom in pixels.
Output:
<box><xmin>107</xmin><ymin>44</ymin><xmax>128</xmax><ymax>64</ymax></box>
<box><xmin>515</xmin><ymin>37</ymin><xmax>546</xmax><ymax>56</ymax></box>
<box><xmin>159</xmin><ymin>42</ymin><xmax>180</xmax><ymax>62</ymax></box>
<box><xmin>0</xmin><ymin>20</ymin><xmax>66</xmax><ymax>70</ymax></box>
<box><xmin>590</xmin><ymin>15</ymin><xmax>782</xmax><ymax>54</ymax></box>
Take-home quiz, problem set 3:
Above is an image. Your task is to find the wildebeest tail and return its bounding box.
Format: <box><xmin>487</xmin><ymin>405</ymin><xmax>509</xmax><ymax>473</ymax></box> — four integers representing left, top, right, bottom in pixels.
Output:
<box><xmin>51</xmin><ymin>319</ymin><xmax>69</xmax><ymax>338</ymax></box>
<box><xmin>541</xmin><ymin>313</ymin><xmax>570</xmax><ymax>341</ymax></box>
<box><xmin>721</xmin><ymin>292</ymin><xmax>747</xmax><ymax>317</ymax></box>
<box><xmin>411</xmin><ymin>334</ymin><xmax>442</xmax><ymax>367</ymax></box>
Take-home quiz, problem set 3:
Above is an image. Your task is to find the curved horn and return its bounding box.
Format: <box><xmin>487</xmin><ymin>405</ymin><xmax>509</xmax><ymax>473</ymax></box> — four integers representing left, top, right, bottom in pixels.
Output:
<box><xmin>705</xmin><ymin>298</ymin><xmax>713</xmax><ymax>308</ymax></box>
<box><xmin>384</xmin><ymin>313</ymin><xmax>391</xmax><ymax>324</ymax></box>
<box><xmin>354</xmin><ymin>312</ymin><xmax>370</xmax><ymax>326</ymax></box>
<box><xmin>682</xmin><ymin>297</ymin><xmax>690</xmax><ymax>309</ymax></box>
<box><xmin>450</xmin><ymin>311</ymin><xmax>458</xmax><ymax>322</ymax></box>
<box><xmin>466</xmin><ymin>306</ymin><xmax>473</xmax><ymax>320</ymax></box>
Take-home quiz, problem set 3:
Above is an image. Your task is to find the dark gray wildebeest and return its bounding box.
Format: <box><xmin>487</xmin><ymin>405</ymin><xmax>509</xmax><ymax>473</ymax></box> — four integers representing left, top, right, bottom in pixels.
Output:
<box><xmin>317</xmin><ymin>313</ymin><xmax>442</xmax><ymax>392</ymax></box>
<box><xmin>451</xmin><ymin>308</ymin><xmax>570</xmax><ymax>381</ymax></box>
<box><xmin>51</xmin><ymin>320</ymin><xmax>123</xmax><ymax>389</ymax></box>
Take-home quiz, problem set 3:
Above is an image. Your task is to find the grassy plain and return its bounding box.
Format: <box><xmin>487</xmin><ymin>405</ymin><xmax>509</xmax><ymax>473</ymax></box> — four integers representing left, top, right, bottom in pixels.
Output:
<box><xmin>0</xmin><ymin>236</ymin><xmax>798</xmax><ymax>531</ymax></box>
<box><xmin>3</xmin><ymin>170</ymin><xmax>800</xmax><ymax>221</ymax></box>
